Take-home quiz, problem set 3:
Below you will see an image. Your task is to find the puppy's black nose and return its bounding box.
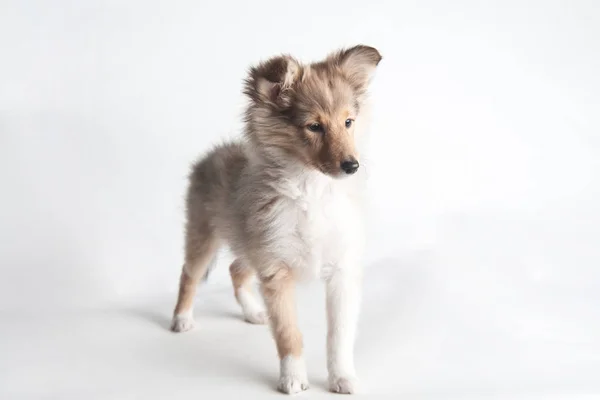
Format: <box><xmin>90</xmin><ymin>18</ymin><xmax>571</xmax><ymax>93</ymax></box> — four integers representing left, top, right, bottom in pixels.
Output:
<box><xmin>340</xmin><ymin>158</ymin><xmax>359</xmax><ymax>175</ymax></box>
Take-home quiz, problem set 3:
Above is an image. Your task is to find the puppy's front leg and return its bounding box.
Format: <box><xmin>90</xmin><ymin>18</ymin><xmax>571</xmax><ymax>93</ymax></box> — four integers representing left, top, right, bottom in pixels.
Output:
<box><xmin>260</xmin><ymin>266</ymin><xmax>309</xmax><ymax>394</ymax></box>
<box><xmin>326</xmin><ymin>266</ymin><xmax>362</xmax><ymax>394</ymax></box>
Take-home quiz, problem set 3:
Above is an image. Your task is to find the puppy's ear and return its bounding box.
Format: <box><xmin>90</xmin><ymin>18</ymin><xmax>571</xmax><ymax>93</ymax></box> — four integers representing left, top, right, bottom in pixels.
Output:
<box><xmin>244</xmin><ymin>55</ymin><xmax>301</xmax><ymax>107</ymax></box>
<box><xmin>330</xmin><ymin>45</ymin><xmax>382</xmax><ymax>91</ymax></box>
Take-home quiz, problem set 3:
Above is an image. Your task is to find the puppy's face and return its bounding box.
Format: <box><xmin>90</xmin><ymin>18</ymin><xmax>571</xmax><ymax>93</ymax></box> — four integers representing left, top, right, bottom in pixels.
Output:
<box><xmin>244</xmin><ymin>45</ymin><xmax>381</xmax><ymax>178</ymax></box>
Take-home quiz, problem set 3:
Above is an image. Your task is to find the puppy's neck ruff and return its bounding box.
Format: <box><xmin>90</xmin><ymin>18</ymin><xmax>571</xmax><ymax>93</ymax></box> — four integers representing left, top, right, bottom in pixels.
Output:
<box><xmin>244</xmin><ymin>141</ymin><xmax>345</xmax><ymax>199</ymax></box>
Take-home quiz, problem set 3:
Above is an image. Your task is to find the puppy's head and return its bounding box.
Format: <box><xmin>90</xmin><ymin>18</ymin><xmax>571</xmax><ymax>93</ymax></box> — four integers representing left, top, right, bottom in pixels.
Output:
<box><xmin>244</xmin><ymin>45</ymin><xmax>381</xmax><ymax>178</ymax></box>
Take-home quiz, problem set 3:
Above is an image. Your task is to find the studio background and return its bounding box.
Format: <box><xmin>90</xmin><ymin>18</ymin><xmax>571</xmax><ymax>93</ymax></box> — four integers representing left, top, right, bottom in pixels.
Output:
<box><xmin>1</xmin><ymin>1</ymin><xmax>599</xmax><ymax>398</ymax></box>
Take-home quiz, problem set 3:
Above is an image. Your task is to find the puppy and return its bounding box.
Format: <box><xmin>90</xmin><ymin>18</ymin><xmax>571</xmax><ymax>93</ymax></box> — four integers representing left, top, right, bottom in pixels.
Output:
<box><xmin>171</xmin><ymin>45</ymin><xmax>382</xmax><ymax>394</ymax></box>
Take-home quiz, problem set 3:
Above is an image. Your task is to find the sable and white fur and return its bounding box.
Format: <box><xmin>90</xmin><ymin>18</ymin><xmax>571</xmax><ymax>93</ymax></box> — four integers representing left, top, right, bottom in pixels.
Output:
<box><xmin>171</xmin><ymin>45</ymin><xmax>382</xmax><ymax>394</ymax></box>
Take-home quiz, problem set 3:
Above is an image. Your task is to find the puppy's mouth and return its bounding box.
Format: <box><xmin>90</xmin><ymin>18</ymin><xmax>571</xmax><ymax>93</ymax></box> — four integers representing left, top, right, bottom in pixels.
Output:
<box><xmin>314</xmin><ymin>162</ymin><xmax>336</xmax><ymax>177</ymax></box>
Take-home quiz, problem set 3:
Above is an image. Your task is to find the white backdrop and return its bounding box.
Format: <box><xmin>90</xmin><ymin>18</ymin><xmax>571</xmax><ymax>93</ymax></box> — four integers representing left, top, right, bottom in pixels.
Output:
<box><xmin>1</xmin><ymin>1</ymin><xmax>599</xmax><ymax>398</ymax></box>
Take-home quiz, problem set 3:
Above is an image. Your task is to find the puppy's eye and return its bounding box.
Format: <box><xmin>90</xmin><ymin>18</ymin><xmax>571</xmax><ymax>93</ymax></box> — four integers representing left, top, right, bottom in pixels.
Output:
<box><xmin>308</xmin><ymin>123</ymin><xmax>322</xmax><ymax>132</ymax></box>
<box><xmin>345</xmin><ymin>119</ymin><xmax>353</xmax><ymax>128</ymax></box>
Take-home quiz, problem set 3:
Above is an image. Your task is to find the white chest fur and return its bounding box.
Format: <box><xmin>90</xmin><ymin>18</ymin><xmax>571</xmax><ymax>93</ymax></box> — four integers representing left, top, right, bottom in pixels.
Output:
<box><xmin>268</xmin><ymin>170</ymin><xmax>364</xmax><ymax>280</ymax></box>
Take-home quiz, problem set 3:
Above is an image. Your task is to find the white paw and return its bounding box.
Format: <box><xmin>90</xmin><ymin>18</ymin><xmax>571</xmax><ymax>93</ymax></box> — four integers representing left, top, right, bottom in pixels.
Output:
<box><xmin>170</xmin><ymin>314</ymin><xmax>195</xmax><ymax>332</ymax></box>
<box><xmin>278</xmin><ymin>375</ymin><xmax>309</xmax><ymax>394</ymax></box>
<box><xmin>237</xmin><ymin>289</ymin><xmax>268</xmax><ymax>325</ymax></box>
<box><xmin>279</xmin><ymin>355</ymin><xmax>309</xmax><ymax>394</ymax></box>
<box><xmin>329</xmin><ymin>375</ymin><xmax>359</xmax><ymax>394</ymax></box>
<box><xmin>244</xmin><ymin>310</ymin><xmax>268</xmax><ymax>325</ymax></box>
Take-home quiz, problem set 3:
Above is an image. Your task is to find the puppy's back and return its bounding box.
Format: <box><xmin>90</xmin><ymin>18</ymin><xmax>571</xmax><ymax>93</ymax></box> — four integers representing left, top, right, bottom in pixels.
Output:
<box><xmin>185</xmin><ymin>141</ymin><xmax>247</xmax><ymax>223</ymax></box>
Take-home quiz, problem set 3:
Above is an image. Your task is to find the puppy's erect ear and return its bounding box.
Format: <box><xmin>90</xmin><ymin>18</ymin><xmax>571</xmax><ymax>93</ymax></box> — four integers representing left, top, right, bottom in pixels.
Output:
<box><xmin>244</xmin><ymin>55</ymin><xmax>301</xmax><ymax>107</ymax></box>
<box><xmin>330</xmin><ymin>45</ymin><xmax>382</xmax><ymax>91</ymax></box>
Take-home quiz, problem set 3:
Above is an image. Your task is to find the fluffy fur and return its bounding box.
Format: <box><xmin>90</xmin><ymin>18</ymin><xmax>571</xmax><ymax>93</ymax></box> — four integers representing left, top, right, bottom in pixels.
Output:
<box><xmin>171</xmin><ymin>45</ymin><xmax>382</xmax><ymax>394</ymax></box>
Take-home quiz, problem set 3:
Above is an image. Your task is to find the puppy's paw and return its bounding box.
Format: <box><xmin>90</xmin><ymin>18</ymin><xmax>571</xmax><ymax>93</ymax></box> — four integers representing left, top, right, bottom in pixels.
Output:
<box><xmin>329</xmin><ymin>375</ymin><xmax>359</xmax><ymax>394</ymax></box>
<box><xmin>278</xmin><ymin>355</ymin><xmax>309</xmax><ymax>394</ymax></box>
<box><xmin>170</xmin><ymin>314</ymin><xmax>195</xmax><ymax>332</ymax></box>
<box><xmin>244</xmin><ymin>310</ymin><xmax>268</xmax><ymax>325</ymax></box>
<box><xmin>278</xmin><ymin>375</ymin><xmax>309</xmax><ymax>394</ymax></box>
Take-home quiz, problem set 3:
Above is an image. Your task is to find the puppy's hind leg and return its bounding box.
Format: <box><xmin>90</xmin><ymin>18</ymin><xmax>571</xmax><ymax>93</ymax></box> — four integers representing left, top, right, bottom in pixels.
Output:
<box><xmin>171</xmin><ymin>226</ymin><xmax>219</xmax><ymax>332</ymax></box>
<box><xmin>229</xmin><ymin>259</ymin><xmax>268</xmax><ymax>324</ymax></box>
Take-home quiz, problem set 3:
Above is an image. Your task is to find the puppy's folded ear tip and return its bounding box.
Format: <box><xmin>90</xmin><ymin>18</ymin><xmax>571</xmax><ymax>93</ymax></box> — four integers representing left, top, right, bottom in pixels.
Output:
<box><xmin>244</xmin><ymin>55</ymin><xmax>301</xmax><ymax>105</ymax></box>
<box><xmin>346</xmin><ymin>44</ymin><xmax>383</xmax><ymax>66</ymax></box>
<box><xmin>374</xmin><ymin>51</ymin><xmax>383</xmax><ymax>65</ymax></box>
<box><xmin>330</xmin><ymin>45</ymin><xmax>382</xmax><ymax>90</ymax></box>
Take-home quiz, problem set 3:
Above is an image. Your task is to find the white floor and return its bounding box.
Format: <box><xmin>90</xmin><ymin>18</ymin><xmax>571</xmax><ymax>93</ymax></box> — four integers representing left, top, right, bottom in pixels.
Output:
<box><xmin>3</xmin><ymin>211</ymin><xmax>599</xmax><ymax>399</ymax></box>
